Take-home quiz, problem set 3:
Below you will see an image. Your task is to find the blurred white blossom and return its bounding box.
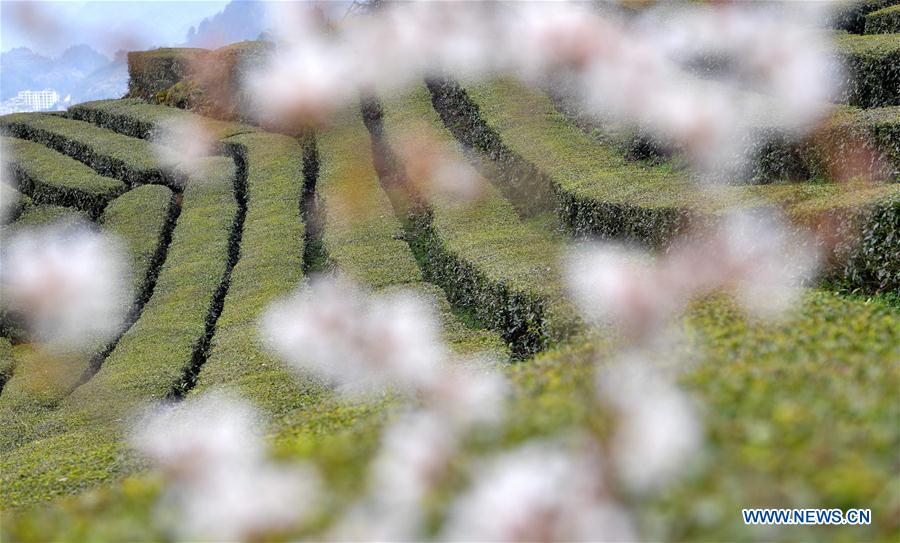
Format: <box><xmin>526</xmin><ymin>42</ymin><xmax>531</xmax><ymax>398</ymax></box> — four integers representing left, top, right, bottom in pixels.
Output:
<box><xmin>331</xmin><ymin>410</ymin><xmax>456</xmax><ymax>541</ymax></box>
<box><xmin>152</xmin><ymin>118</ymin><xmax>217</xmax><ymax>179</ymax></box>
<box><xmin>442</xmin><ymin>440</ymin><xmax>636</xmax><ymax>542</ymax></box>
<box><xmin>566</xmin><ymin>209</ymin><xmax>819</xmax><ymax>337</ymax></box>
<box><xmin>428</xmin><ymin>361</ymin><xmax>509</xmax><ymax>428</ymax></box>
<box><xmin>132</xmin><ymin>392</ymin><xmax>319</xmax><ymax>541</ymax></box>
<box><xmin>395</xmin><ymin>130</ymin><xmax>486</xmax><ymax>203</ymax></box>
<box><xmin>248</xmin><ymin>1</ymin><xmax>837</xmax><ymax>173</ymax></box>
<box><xmin>598</xmin><ymin>356</ymin><xmax>702</xmax><ymax>492</ymax></box>
<box><xmin>0</xmin><ymin>222</ymin><xmax>130</xmax><ymax>348</ymax></box>
<box><xmin>261</xmin><ymin>276</ymin><xmax>447</xmax><ymax>395</ymax></box>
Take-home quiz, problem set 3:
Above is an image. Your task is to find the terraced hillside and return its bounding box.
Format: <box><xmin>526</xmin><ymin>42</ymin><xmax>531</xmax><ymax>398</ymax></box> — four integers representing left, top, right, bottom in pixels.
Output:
<box><xmin>1</xmin><ymin>6</ymin><xmax>899</xmax><ymax>541</ymax></box>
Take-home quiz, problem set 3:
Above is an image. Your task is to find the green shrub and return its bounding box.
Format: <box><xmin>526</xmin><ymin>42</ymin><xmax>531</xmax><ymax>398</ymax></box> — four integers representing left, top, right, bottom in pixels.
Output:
<box><xmin>1</xmin><ymin>182</ymin><xmax>31</xmax><ymax>223</ymax></box>
<box><xmin>748</xmin><ymin>105</ymin><xmax>900</xmax><ymax>183</ymax></box>
<box><xmin>126</xmin><ymin>48</ymin><xmax>210</xmax><ymax>102</ymax></box>
<box><xmin>0</xmin><ymin>337</ymin><xmax>14</xmax><ymax>394</ymax></box>
<box><xmin>865</xmin><ymin>4</ymin><xmax>900</xmax><ymax>33</ymax></box>
<box><xmin>126</xmin><ymin>42</ymin><xmax>274</xmax><ymax>121</ymax></box>
<box><xmin>3</xmin><ymin>137</ymin><xmax>126</xmax><ymax>219</ymax></box>
<box><xmin>835</xmin><ymin>32</ymin><xmax>900</xmax><ymax>108</ymax></box>
<box><xmin>67</xmin><ymin>98</ymin><xmax>257</xmax><ymax>142</ymax></box>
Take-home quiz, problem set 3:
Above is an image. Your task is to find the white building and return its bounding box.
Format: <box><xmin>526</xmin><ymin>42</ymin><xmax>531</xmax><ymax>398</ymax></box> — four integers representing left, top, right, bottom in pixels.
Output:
<box><xmin>0</xmin><ymin>89</ymin><xmax>63</xmax><ymax>115</ymax></box>
<box><xmin>16</xmin><ymin>89</ymin><xmax>60</xmax><ymax>111</ymax></box>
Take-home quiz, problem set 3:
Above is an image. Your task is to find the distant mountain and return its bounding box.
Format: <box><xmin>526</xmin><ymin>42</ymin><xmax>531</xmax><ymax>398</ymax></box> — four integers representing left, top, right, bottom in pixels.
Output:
<box><xmin>186</xmin><ymin>0</ymin><xmax>267</xmax><ymax>48</ymax></box>
<box><xmin>1</xmin><ymin>44</ymin><xmax>126</xmax><ymax>103</ymax></box>
<box><xmin>58</xmin><ymin>44</ymin><xmax>110</xmax><ymax>75</ymax></box>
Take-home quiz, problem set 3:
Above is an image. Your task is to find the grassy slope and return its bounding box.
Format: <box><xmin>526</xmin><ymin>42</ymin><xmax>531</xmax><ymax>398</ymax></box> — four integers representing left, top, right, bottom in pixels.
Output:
<box><xmin>1</xmin><ymin>96</ymin><xmax>896</xmax><ymax>540</ymax></box>
<box><xmin>3</xmin><ymin>137</ymin><xmax>125</xmax><ymax>219</ymax></box>
<box><xmin>0</xmin><ymin>159</ymin><xmax>236</xmax><ymax>508</ymax></box>
<box><xmin>4</xmin><ymin>290</ymin><xmax>897</xmax><ymax>542</ymax></box>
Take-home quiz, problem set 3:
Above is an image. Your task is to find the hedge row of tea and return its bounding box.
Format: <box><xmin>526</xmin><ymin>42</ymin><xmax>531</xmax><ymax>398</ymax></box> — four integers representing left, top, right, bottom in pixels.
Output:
<box><xmin>835</xmin><ymin>32</ymin><xmax>900</xmax><ymax>109</ymax></box>
<box><xmin>374</xmin><ymin>86</ymin><xmax>583</xmax><ymax>357</ymax></box>
<box><xmin>3</xmin><ymin>137</ymin><xmax>125</xmax><ymax>219</ymax></box>
<box><xmin>126</xmin><ymin>41</ymin><xmax>272</xmax><ymax>121</ymax></box>
<box><xmin>0</xmin><ymin>185</ymin><xmax>173</xmax><ymax>442</ymax></box>
<box><xmin>427</xmin><ymin>77</ymin><xmax>899</xmax><ymax>291</ymax></box>
<box><xmin>865</xmin><ymin>3</ymin><xmax>900</xmax><ymax>34</ymax></box>
<box><xmin>186</xmin><ymin>131</ymin><xmax>313</xmax><ymax>417</ymax></box>
<box><xmin>316</xmin><ymin>109</ymin><xmax>510</xmax><ymax>357</ymax></box>
<box><xmin>0</xmin><ymin>156</ymin><xmax>238</xmax><ymax>506</ymax></box>
<box><xmin>0</xmin><ymin>114</ymin><xmax>170</xmax><ymax>187</ymax></box>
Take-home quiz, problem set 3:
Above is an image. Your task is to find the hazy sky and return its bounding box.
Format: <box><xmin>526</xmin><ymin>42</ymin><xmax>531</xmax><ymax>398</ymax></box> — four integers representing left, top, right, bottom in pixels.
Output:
<box><xmin>1</xmin><ymin>0</ymin><xmax>230</xmax><ymax>57</ymax></box>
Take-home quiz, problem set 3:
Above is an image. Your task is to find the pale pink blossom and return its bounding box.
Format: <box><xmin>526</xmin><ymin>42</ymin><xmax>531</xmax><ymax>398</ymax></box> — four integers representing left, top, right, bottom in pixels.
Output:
<box><xmin>442</xmin><ymin>440</ymin><xmax>636</xmax><ymax>542</ymax></box>
<box><xmin>598</xmin><ymin>356</ymin><xmax>702</xmax><ymax>492</ymax></box>
<box><xmin>152</xmin><ymin>118</ymin><xmax>217</xmax><ymax>178</ymax></box>
<box><xmin>565</xmin><ymin>210</ymin><xmax>818</xmax><ymax>337</ymax></box>
<box><xmin>261</xmin><ymin>276</ymin><xmax>448</xmax><ymax>395</ymax></box>
<box><xmin>0</xmin><ymin>222</ymin><xmax>130</xmax><ymax>348</ymax></box>
<box><xmin>248</xmin><ymin>2</ymin><xmax>837</xmax><ymax>173</ymax></box>
<box><xmin>132</xmin><ymin>392</ymin><xmax>320</xmax><ymax>541</ymax></box>
<box><xmin>331</xmin><ymin>411</ymin><xmax>456</xmax><ymax>541</ymax></box>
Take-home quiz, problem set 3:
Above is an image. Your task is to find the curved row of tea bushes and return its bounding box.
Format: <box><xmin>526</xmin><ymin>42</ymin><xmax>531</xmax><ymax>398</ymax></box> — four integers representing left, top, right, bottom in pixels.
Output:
<box><xmin>63</xmin><ymin>99</ymin><xmax>314</xmax><ymax>417</ymax></box>
<box><xmin>0</xmin><ymin>158</ymin><xmax>237</xmax><ymax>508</ymax></box>
<box><xmin>750</xmin><ymin>105</ymin><xmax>900</xmax><ymax>183</ymax></box>
<box><xmin>316</xmin><ymin>109</ymin><xmax>509</xmax><ymax>357</ymax></box>
<box><xmin>67</xmin><ymin>98</ymin><xmax>257</xmax><ymax>142</ymax></box>
<box><xmin>0</xmin><ymin>182</ymin><xmax>31</xmax><ymax>223</ymax></box>
<box><xmin>0</xmin><ymin>338</ymin><xmax>14</xmax><ymax>394</ymax></box>
<box><xmin>865</xmin><ymin>4</ymin><xmax>900</xmax><ymax>33</ymax></box>
<box><xmin>0</xmin><ymin>185</ymin><xmax>174</xmax><ymax>422</ymax></box>
<box><xmin>375</xmin><ymin>86</ymin><xmax>582</xmax><ymax>357</ymax></box>
<box><xmin>0</xmin><ymin>114</ymin><xmax>170</xmax><ymax>187</ymax></box>
<box><xmin>832</xmin><ymin>0</ymin><xmax>899</xmax><ymax>33</ymax></box>
<box><xmin>3</xmin><ymin>137</ymin><xmax>126</xmax><ymax>219</ymax></box>
<box><xmin>433</xmin><ymin>78</ymin><xmax>900</xmax><ymax>291</ymax></box>
<box><xmin>188</xmin><ymin>133</ymin><xmax>311</xmax><ymax>416</ymax></box>
<box><xmin>69</xmin><ymin>100</ymin><xmax>406</xmax><ymax>508</ymax></box>
<box><xmin>834</xmin><ymin>32</ymin><xmax>900</xmax><ymax>108</ymax></box>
